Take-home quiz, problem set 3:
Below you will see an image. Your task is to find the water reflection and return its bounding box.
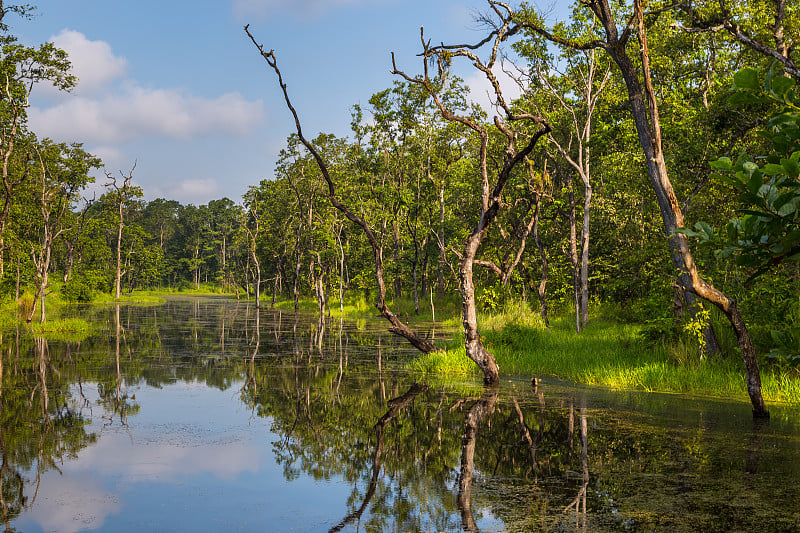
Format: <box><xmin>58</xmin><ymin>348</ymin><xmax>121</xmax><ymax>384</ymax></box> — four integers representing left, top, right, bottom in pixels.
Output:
<box><xmin>1</xmin><ymin>331</ymin><xmax>98</xmax><ymax>531</ymax></box>
<box><xmin>457</xmin><ymin>385</ymin><xmax>498</xmax><ymax>532</ymax></box>
<box><xmin>1</xmin><ymin>298</ymin><xmax>799</xmax><ymax>532</ymax></box>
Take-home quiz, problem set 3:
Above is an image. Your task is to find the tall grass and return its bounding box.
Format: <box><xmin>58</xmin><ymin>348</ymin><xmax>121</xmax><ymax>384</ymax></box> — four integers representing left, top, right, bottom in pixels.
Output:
<box><xmin>410</xmin><ymin>298</ymin><xmax>800</xmax><ymax>406</ymax></box>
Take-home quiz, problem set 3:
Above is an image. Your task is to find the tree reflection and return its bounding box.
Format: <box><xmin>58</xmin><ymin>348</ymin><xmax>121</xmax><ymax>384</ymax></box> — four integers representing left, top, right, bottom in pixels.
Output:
<box><xmin>457</xmin><ymin>385</ymin><xmax>498</xmax><ymax>532</ymax></box>
<box><xmin>329</xmin><ymin>383</ymin><xmax>427</xmax><ymax>532</ymax></box>
<box><xmin>0</xmin><ymin>335</ymin><xmax>97</xmax><ymax>530</ymax></box>
<box><xmin>3</xmin><ymin>298</ymin><xmax>800</xmax><ymax>531</ymax></box>
<box><xmin>562</xmin><ymin>403</ymin><xmax>588</xmax><ymax>530</ymax></box>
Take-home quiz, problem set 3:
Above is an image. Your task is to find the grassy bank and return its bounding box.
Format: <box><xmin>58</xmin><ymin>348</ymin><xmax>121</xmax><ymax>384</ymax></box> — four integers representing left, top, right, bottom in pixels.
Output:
<box><xmin>409</xmin><ymin>299</ymin><xmax>800</xmax><ymax>406</ymax></box>
<box><xmin>0</xmin><ymin>283</ymin><xmax>232</xmax><ymax>336</ymax></box>
<box><xmin>6</xmin><ymin>286</ymin><xmax>798</xmax><ymax>405</ymax></box>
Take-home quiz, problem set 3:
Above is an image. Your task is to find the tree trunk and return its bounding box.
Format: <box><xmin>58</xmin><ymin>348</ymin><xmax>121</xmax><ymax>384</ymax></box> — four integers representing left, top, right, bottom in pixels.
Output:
<box><xmin>596</xmin><ymin>0</ymin><xmax>767</xmax><ymax>417</ymax></box>
<box><xmin>580</xmin><ymin>183</ymin><xmax>591</xmax><ymax>327</ymax></box>
<box><xmin>393</xmin><ymin>220</ymin><xmax>402</xmax><ymax>299</ymax></box>
<box><xmin>437</xmin><ymin>184</ymin><xmax>446</xmax><ymax>301</ymax></box>
<box><xmin>461</xmin><ymin>220</ymin><xmax>501</xmax><ymax>385</ymax></box>
<box><xmin>567</xmin><ymin>171</ymin><xmax>581</xmax><ymax>333</ymax></box>
<box><xmin>115</xmin><ymin>208</ymin><xmax>123</xmax><ymax>299</ymax></box>
<box><xmin>532</xmin><ymin>191</ymin><xmax>550</xmax><ymax>328</ymax></box>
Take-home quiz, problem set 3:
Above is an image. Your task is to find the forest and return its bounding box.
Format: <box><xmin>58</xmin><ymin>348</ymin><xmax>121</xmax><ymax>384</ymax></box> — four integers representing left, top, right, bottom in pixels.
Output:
<box><xmin>2</xmin><ymin>1</ymin><xmax>799</xmax><ymax>416</ymax></box>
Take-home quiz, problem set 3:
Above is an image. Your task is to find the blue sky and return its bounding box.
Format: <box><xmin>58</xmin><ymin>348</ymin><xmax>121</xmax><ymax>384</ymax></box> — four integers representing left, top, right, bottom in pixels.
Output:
<box><xmin>15</xmin><ymin>0</ymin><xmax>568</xmax><ymax>205</ymax></box>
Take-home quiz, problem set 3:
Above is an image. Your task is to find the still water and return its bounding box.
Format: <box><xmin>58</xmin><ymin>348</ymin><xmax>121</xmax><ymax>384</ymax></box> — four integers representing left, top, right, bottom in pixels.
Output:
<box><xmin>1</xmin><ymin>297</ymin><xmax>799</xmax><ymax>532</ymax></box>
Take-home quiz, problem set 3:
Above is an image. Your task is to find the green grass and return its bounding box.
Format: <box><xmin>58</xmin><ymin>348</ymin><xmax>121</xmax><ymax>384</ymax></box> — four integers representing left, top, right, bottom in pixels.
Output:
<box><xmin>26</xmin><ymin>317</ymin><xmax>93</xmax><ymax>341</ymax></box>
<box><xmin>272</xmin><ymin>291</ymin><xmax>464</xmax><ymax>324</ymax></box>
<box><xmin>409</xmin><ymin>298</ymin><xmax>800</xmax><ymax>407</ymax></box>
<box><xmin>89</xmin><ymin>292</ymin><xmax>166</xmax><ymax>304</ymax></box>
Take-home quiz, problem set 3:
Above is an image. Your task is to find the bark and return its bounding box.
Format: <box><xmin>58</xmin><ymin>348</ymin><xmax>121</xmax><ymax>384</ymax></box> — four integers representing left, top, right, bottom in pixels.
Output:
<box><xmin>580</xmin><ymin>184</ymin><xmax>591</xmax><ymax>326</ymax></box>
<box><xmin>589</xmin><ymin>0</ymin><xmax>767</xmax><ymax>417</ymax></box>
<box><xmin>244</xmin><ymin>220</ymin><xmax>261</xmax><ymax>308</ymax></box>
<box><xmin>532</xmin><ymin>191</ymin><xmax>550</xmax><ymax>328</ymax></box>
<box><xmin>292</xmin><ymin>226</ymin><xmax>302</xmax><ymax>312</ymax></box>
<box><xmin>567</xmin><ymin>171</ymin><xmax>581</xmax><ymax>333</ymax></box>
<box><xmin>392</xmin><ymin>220</ymin><xmax>402</xmax><ymax>299</ymax></box>
<box><xmin>115</xmin><ymin>204</ymin><xmax>124</xmax><ymax>298</ymax></box>
<box><xmin>335</xmin><ymin>224</ymin><xmax>345</xmax><ymax>314</ymax></box>
<box><xmin>437</xmin><ymin>183</ymin><xmax>446</xmax><ymax>300</ymax></box>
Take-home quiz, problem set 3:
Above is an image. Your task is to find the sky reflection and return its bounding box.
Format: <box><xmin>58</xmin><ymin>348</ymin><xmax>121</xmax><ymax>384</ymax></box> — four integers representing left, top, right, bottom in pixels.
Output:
<box><xmin>15</xmin><ymin>381</ymin><xmax>288</xmax><ymax>532</ymax></box>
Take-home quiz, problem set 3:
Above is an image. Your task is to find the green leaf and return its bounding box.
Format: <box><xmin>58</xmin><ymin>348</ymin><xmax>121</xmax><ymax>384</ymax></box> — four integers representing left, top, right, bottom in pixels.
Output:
<box><xmin>748</xmin><ymin>171</ymin><xmax>762</xmax><ymax>195</ymax></box>
<box><xmin>729</xmin><ymin>91</ymin><xmax>761</xmax><ymax>105</ymax></box>
<box><xmin>710</xmin><ymin>157</ymin><xmax>732</xmax><ymax>171</ymax></box>
<box><xmin>739</xmin><ymin>209</ymin><xmax>775</xmax><ymax>219</ymax></box>
<box><xmin>782</xmin><ymin>158</ymin><xmax>800</xmax><ymax>178</ymax></box>
<box><xmin>733</xmin><ymin>68</ymin><xmax>760</xmax><ymax>91</ymax></box>
<box><xmin>673</xmin><ymin>227</ymin><xmax>701</xmax><ymax>238</ymax></box>
<box><xmin>695</xmin><ymin>221</ymin><xmax>714</xmax><ymax>240</ymax></box>
<box><xmin>773</xmin><ymin>191</ymin><xmax>798</xmax><ymax>212</ymax></box>
<box><xmin>743</xmin><ymin>160</ymin><xmax>759</xmax><ymax>175</ymax></box>
<box><xmin>771</xmin><ymin>76</ymin><xmax>796</xmax><ymax>98</ymax></box>
<box><xmin>763</xmin><ymin>163</ymin><xmax>786</xmax><ymax>175</ymax></box>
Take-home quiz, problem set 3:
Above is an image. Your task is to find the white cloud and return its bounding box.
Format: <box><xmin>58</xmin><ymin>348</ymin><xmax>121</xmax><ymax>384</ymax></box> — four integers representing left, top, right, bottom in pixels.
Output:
<box><xmin>167</xmin><ymin>178</ymin><xmax>220</xmax><ymax>203</ymax></box>
<box><xmin>88</xmin><ymin>145</ymin><xmax>124</xmax><ymax>166</ymax></box>
<box><xmin>28</xmin><ymin>87</ymin><xmax>264</xmax><ymax>143</ymax></box>
<box><xmin>464</xmin><ymin>63</ymin><xmax>525</xmax><ymax>117</ymax></box>
<box><xmin>48</xmin><ymin>30</ymin><xmax>128</xmax><ymax>95</ymax></box>
<box><xmin>23</xmin><ymin>475</ymin><xmax>121</xmax><ymax>533</ymax></box>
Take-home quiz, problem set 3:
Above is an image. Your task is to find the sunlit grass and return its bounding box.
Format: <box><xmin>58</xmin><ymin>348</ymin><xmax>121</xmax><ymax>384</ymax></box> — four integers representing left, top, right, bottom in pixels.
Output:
<box><xmin>27</xmin><ymin>317</ymin><xmax>93</xmax><ymax>341</ymax></box>
<box><xmin>408</xmin><ymin>298</ymin><xmax>800</xmax><ymax>407</ymax></box>
<box><xmin>90</xmin><ymin>292</ymin><xmax>166</xmax><ymax>304</ymax></box>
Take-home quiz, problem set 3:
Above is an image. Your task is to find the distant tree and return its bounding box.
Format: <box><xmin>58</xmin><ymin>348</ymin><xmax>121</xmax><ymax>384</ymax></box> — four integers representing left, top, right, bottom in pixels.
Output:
<box><xmin>105</xmin><ymin>165</ymin><xmax>143</xmax><ymax>299</ymax></box>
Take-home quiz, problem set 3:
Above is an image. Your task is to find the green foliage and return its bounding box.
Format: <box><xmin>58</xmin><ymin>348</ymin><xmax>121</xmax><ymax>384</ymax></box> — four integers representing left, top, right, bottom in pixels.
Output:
<box><xmin>62</xmin><ymin>270</ymin><xmax>105</xmax><ymax>302</ymax></box>
<box><xmin>476</xmin><ymin>283</ymin><xmax>505</xmax><ymax>313</ymax></box>
<box><xmin>768</xmin><ymin>327</ymin><xmax>800</xmax><ymax>367</ymax></box>
<box><xmin>682</xmin><ymin>307</ymin><xmax>711</xmax><ymax>354</ymax></box>
<box><xmin>689</xmin><ymin>67</ymin><xmax>800</xmax><ymax>281</ymax></box>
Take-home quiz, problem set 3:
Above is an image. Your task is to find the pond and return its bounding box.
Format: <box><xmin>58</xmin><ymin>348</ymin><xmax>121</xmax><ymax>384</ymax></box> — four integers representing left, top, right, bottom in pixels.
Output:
<box><xmin>1</xmin><ymin>297</ymin><xmax>799</xmax><ymax>532</ymax></box>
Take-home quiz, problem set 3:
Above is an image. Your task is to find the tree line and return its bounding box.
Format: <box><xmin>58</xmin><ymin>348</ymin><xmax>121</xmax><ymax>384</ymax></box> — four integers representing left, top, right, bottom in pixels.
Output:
<box><xmin>3</xmin><ymin>2</ymin><xmax>799</xmax><ymax>417</ymax></box>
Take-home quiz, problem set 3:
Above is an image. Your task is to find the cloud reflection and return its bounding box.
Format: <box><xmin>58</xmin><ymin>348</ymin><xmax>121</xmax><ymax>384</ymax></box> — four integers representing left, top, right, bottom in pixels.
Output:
<box><xmin>20</xmin><ymin>383</ymin><xmax>265</xmax><ymax>531</ymax></box>
<box><xmin>22</xmin><ymin>475</ymin><xmax>121</xmax><ymax>533</ymax></box>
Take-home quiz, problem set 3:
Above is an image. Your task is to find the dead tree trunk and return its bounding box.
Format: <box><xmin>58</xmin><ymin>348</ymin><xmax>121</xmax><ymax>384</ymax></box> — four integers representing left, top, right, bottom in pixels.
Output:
<box><xmin>246</xmin><ymin>28</ymin><xmax>438</xmax><ymax>353</ymax></box>
<box><xmin>391</xmin><ymin>7</ymin><xmax>550</xmax><ymax>384</ymax></box>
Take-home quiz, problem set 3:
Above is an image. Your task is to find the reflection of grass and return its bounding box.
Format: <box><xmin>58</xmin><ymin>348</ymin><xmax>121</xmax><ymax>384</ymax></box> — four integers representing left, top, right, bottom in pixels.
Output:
<box><xmin>408</xmin><ymin>299</ymin><xmax>800</xmax><ymax>406</ymax></box>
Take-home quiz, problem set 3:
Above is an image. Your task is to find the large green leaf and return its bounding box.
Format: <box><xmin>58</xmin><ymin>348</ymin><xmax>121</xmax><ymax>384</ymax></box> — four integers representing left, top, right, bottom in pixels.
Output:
<box><xmin>710</xmin><ymin>157</ymin><xmax>732</xmax><ymax>171</ymax></box>
<box><xmin>733</xmin><ymin>68</ymin><xmax>760</xmax><ymax>91</ymax></box>
<box><xmin>771</xmin><ymin>75</ymin><xmax>796</xmax><ymax>98</ymax></box>
<box><xmin>782</xmin><ymin>158</ymin><xmax>800</xmax><ymax>178</ymax></box>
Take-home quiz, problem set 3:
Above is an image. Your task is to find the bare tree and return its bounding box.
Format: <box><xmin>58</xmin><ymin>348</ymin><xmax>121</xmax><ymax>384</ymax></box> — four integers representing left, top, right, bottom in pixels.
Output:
<box><xmin>245</xmin><ymin>26</ymin><xmax>438</xmax><ymax>353</ymax></box>
<box><xmin>105</xmin><ymin>164</ymin><xmax>141</xmax><ymax>300</ymax></box>
<box><xmin>391</xmin><ymin>2</ymin><xmax>550</xmax><ymax>384</ymax></box>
